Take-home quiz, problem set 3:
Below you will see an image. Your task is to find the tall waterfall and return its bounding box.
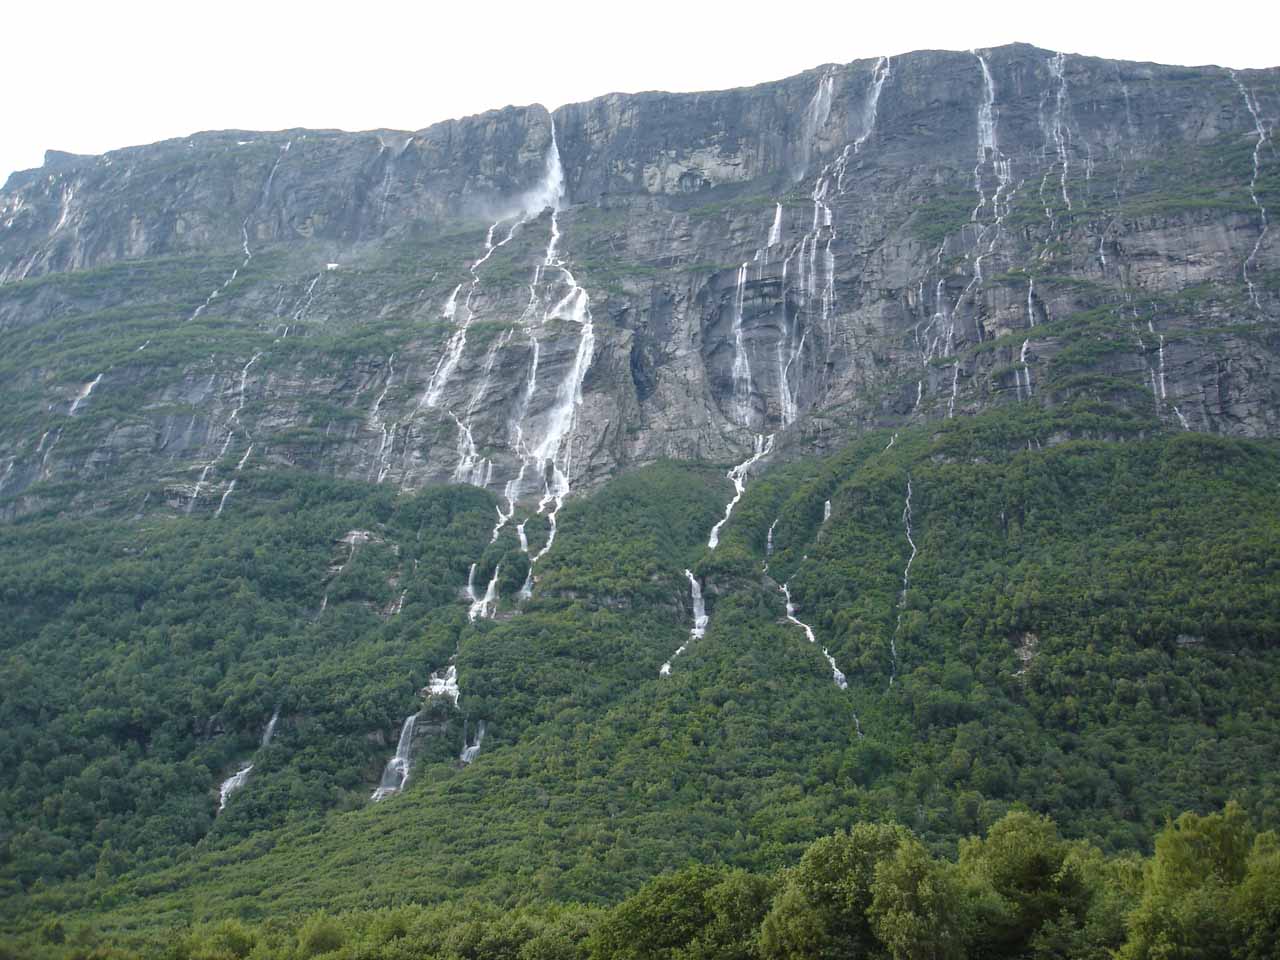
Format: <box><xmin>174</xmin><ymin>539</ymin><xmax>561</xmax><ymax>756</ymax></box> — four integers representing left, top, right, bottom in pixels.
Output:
<box><xmin>460</xmin><ymin>719</ymin><xmax>487</xmax><ymax>764</ymax></box>
<box><xmin>371</xmin><ymin>712</ymin><xmax>419</xmax><ymax>801</ymax></box>
<box><xmin>217</xmin><ymin>708</ymin><xmax>280</xmax><ymax>812</ymax></box>
<box><xmin>708</xmin><ymin>435</ymin><xmax>774</xmax><ymax>549</ymax></box>
<box><xmin>660</xmin><ymin>570</ymin><xmax>709</xmax><ymax>675</ymax></box>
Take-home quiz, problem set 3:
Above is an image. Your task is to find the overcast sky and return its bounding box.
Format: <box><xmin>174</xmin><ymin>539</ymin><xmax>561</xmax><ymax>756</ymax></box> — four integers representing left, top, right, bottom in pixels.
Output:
<box><xmin>3</xmin><ymin>0</ymin><xmax>1276</xmax><ymax>184</ymax></box>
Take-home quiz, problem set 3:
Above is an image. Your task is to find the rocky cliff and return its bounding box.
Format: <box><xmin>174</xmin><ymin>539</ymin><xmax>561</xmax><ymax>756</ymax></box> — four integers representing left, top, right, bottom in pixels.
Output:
<box><xmin>0</xmin><ymin>43</ymin><xmax>1277</xmax><ymax>519</ymax></box>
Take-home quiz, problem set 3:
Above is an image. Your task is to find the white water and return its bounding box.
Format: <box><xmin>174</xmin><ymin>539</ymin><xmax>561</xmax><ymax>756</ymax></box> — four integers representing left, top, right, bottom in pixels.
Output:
<box><xmin>229</xmin><ymin>353</ymin><xmax>261</xmax><ymax>427</ymax></box>
<box><xmin>218</xmin><ymin>709</ymin><xmax>280</xmax><ymax>812</ymax></box>
<box><xmin>766</xmin><ymin>518</ymin><xmax>778</xmax><ymax>557</ymax></box>
<box><xmin>367</xmin><ymin>354</ymin><xmax>396</xmax><ymax>483</ymax></box>
<box><xmin>426</xmin><ymin>664</ymin><xmax>460</xmax><ymax>706</ymax></box>
<box><xmin>423</xmin><ymin>219</ymin><xmax>523</xmax><ymax>411</ymax></box>
<box><xmin>460</xmin><ymin>719</ymin><xmax>487</xmax><ymax>764</ymax></box>
<box><xmin>214</xmin><ymin>444</ymin><xmax>254</xmax><ymax>518</ymax></box>
<box><xmin>466</xmin><ymin>562</ymin><xmax>501</xmax><ymax>621</ymax></box>
<box><xmin>1047</xmin><ymin>53</ymin><xmax>1073</xmax><ymax>212</ymax></box>
<box><xmin>189</xmin><ymin>429</ymin><xmax>234</xmax><ymax>512</ymax></box>
<box><xmin>707</xmin><ymin>434</ymin><xmax>774</xmax><ymax>549</ymax></box>
<box><xmin>823</xmin><ymin>500</ymin><xmax>832</xmax><ymax>523</ymax></box>
<box><xmin>530</xmin><ymin>191</ymin><xmax>596</xmax><ymax>562</ymax></box>
<box><xmin>890</xmin><ymin>478</ymin><xmax>918</xmax><ymax>687</ymax></box>
<box><xmin>775</xmin><ymin>58</ymin><xmax>892</xmax><ymax>425</ymax></box>
<box><xmin>660</xmin><ymin>569</ymin><xmax>709</xmax><ymax>675</ymax></box>
<box><xmin>189</xmin><ymin>142</ymin><xmax>289</xmax><ymax>324</ymax></box>
<box><xmin>1234</xmin><ymin>74</ymin><xmax>1271</xmax><ymax>310</ymax></box>
<box><xmin>69</xmin><ymin>374</ymin><xmax>102</xmax><ymax>415</ymax></box>
<box><xmin>767</xmin><ymin>203</ymin><xmax>783</xmax><ymax>248</ymax></box>
<box><xmin>371</xmin><ymin>712</ymin><xmax>419</xmax><ymax>800</ymax></box>
<box><xmin>1016</xmin><ymin>339</ymin><xmax>1033</xmax><ymax>401</ymax></box>
<box><xmin>780</xmin><ymin>582</ymin><xmax>851</xmax><ymax>698</ymax></box>
<box><xmin>729</xmin><ymin>264</ymin><xmax>756</xmax><ymax>425</ymax></box>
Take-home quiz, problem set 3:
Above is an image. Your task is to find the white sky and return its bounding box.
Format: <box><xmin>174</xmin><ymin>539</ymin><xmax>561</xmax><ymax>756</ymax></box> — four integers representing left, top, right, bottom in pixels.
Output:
<box><xmin>3</xmin><ymin>0</ymin><xmax>1276</xmax><ymax>185</ymax></box>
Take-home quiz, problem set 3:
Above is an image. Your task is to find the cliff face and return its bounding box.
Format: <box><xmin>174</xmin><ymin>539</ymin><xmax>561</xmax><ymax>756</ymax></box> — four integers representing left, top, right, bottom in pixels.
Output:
<box><xmin>0</xmin><ymin>44</ymin><xmax>1277</xmax><ymax>518</ymax></box>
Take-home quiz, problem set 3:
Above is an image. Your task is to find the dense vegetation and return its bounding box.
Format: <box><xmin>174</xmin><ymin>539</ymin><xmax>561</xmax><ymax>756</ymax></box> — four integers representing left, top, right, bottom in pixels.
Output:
<box><xmin>6</xmin><ymin>803</ymin><xmax>1278</xmax><ymax>959</ymax></box>
<box><xmin>2</xmin><ymin>407</ymin><xmax>1278</xmax><ymax>954</ymax></box>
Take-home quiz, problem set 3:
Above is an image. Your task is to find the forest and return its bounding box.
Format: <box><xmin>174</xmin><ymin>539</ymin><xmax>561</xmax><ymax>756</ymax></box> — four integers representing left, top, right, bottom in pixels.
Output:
<box><xmin>2</xmin><ymin>406</ymin><xmax>1278</xmax><ymax>955</ymax></box>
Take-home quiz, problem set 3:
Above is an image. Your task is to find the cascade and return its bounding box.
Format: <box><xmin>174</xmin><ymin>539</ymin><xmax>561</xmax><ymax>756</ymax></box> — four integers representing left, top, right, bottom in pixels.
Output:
<box><xmin>707</xmin><ymin>434</ymin><xmax>774</xmax><ymax>549</ymax></box>
<box><xmin>767</xmin><ymin>203</ymin><xmax>783</xmax><ymax>249</ymax></box>
<box><xmin>426</xmin><ymin>664</ymin><xmax>460</xmax><ymax>706</ymax></box>
<box><xmin>780</xmin><ymin>583</ymin><xmax>852</xmax><ymax>702</ymax></box>
<box><xmin>1234</xmin><ymin>74</ymin><xmax>1271</xmax><ymax>310</ymax></box>
<box><xmin>422</xmin><ymin>216</ymin><xmax>523</xmax><ymax>411</ymax></box>
<box><xmin>955</xmin><ymin>52</ymin><xmax>1016</xmax><ymax>352</ymax></box>
<box><xmin>1016</xmin><ymin>340</ymin><xmax>1033</xmax><ymax>401</ymax></box>
<box><xmin>507</xmin><ymin>126</ymin><xmax>596</xmax><ymax>569</ymax></box>
<box><xmin>229</xmin><ymin>353</ymin><xmax>261</xmax><ymax>427</ymax></box>
<box><xmin>890</xmin><ymin>478</ymin><xmax>918</xmax><ymax>687</ymax></box>
<box><xmin>217</xmin><ymin>709</ymin><xmax>280</xmax><ymax>812</ymax></box>
<box><xmin>766</xmin><ymin>518</ymin><xmax>778</xmax><ymax>556</ymax></box>
<box><xmin>460</xmin><ymin>719</ymin><xmax>487</xmax><ymax>764</ymax></box>
<box><xmin>729</xmin><ymin>263</ymin><xmax>756</xmax><ymax>425</ymax></box>
<box><xmin>467</xmin><ymin>563</ymin><xmax>500</xmax><ymax>621</ymax></box>
<box><xmin>660</xmin><ymin>569</ymin><xmax>708</xmax><ymax>675</ymax></box>
<box><xmin>69</xmin><ymin>373</ymin><xmax>102</xmax><ymax>415</ymax></box>
<box><xmin>516</xmin><ymin>521</ymin><xmax>533</xmax><ymax>599</ymax></box>
<box><xmin>371</xmin><ymin>713</ymin><xmax>419</xmax><ymax>801</ymax></box>
<box><xmin>368</xmin><ymin>354</ymin><xmax>396</xmax><ymax>483</ymax></box>
<box><xmin>776</xmin><ymin>58</ymin><xmax>891</xmax><ymax>425</ymax></box>
<box><xmin>214</xmin><ymin>444</ymin><xmax>252</xmax><ymax>518</ymax></box>
<box><xmin>188</xmin><ymin>429</ymin><xmax>234</xmax><ymax>512</ymax></box>
<box><xmin>823</xmin><ymin>500</ymin><xmax>832</xmax><ymax>523</ymax></box>
<box><xmin>1047</xmin><ymin>53</ymin><xmax>1072</xmax><ymax>212</ymax></box>
<box><xmin>189</xmin><ymin>141</ymin><xmax>290</xmax><ymax>323</ymax></box>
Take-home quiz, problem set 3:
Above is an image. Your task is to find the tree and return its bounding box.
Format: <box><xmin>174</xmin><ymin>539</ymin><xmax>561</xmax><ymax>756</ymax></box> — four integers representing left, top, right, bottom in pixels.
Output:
<box><xmin>870</xmin><ymin>837</ymin><xmax>970</xmax><ymax>960</ymax></box>
<box><xmin>759</xmin><ymin>823</ymin><xmax>909</xmax><ymax>960</ymax></box>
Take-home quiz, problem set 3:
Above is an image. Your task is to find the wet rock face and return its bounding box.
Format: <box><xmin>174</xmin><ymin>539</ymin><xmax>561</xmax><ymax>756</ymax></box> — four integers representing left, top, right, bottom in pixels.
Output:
<box><xmin>0</xmin><ymin>44</ymin><xmax>1276</xmax><ymax>518</ymax></box>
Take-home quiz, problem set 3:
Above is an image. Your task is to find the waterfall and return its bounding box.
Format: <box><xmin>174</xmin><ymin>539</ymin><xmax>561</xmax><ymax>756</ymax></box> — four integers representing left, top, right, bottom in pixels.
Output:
<box><xmin>1016</xmin><ymin>340</ymin><xmax>1033</xmax><ymax>401</ymax></box>
<box><xmin>890</xmin><ymin>478</ymin><xmax>919</xmax><ymax>687</ymax></box>
<box><xmin>467</xmin><ymin>563</ymin><xmax>500</xmax><ymax>621</ymax></box>
<box><xmin>460</xmin><ymin>719</ymin><xmax>487</xmax><ymax>764</ymax></box>
<box><xmin>217</xmin><ymin>709</ymin><xmax>281</xmax><ymax>812</ymax></box>
<box><xmin>426</xmin><ymin>664</ymin><xmax>460</xmax><ymax>706</ymax></box>
<box><xmin>368</xmin><ymin>354</ymin><xmax>396</xmax><ymax>483</ymax></box>
<box><xmin>189</xmin><ymin>141</ymin><xmax>290</xmax><ymax>323</ymax></box>
<box><xmin>1234</xmin><ymin>74</ymin><xmax>1271</xmax><ymax>310</ymax></box>
<box><xmin>229</xmin><ymin>353</ymin><xmax>261</xmax><ymax>427</ymax></box>
<box><xmin>189</xmin><ymin>429</ymin><xmax>235</xmax><ymax>512</ymax></box>
<box><xmin>69</xmin><ymin>373</ymin><xmax>102</xmax><ymax>415</ymax></box>
<box><xmin>371</xmin><ymin>713</ymin><xmax>419</xmax><ymax>801</ymax></box>
<box><xmin>1047</xmin><ymin>52</ymin><xmax>1072</xmax><ymax>212</ymax></box>
<box><xmin>660</xmin><ymin>570</ymin><xmax>709</xmax><ymax>675</ymax></box>
<box><xmin>766</xmin><ymin>518</ymin><xmax>778</xmax><ymax>557</ymax></box>
<box><xmin>780</xmin><ymin>583</ymin><xmax>853</xmax><ymax>703</ymax></box>
<box><xmin>214</xmin><ymin>444</ymin><xmax>253</xmax><ymax>518</ymax></box>
<box><xmin>729</xmin><ymin>264</ymin><xmax>756</xmax><ymax>425</ymax></box>
<box><xmin>767</xmin><ymin>203</ymin><xmax>783</xmax><ymax>249</ymax></box>
<box><xmin>823</xmin><ymin>500</ymin><xmax>832</xmax><ymax>523</ymax></box>
<box><xmin>707</xmin><ymin>434</ymin><xmax>774</xmax><ymax>549</ymax></box>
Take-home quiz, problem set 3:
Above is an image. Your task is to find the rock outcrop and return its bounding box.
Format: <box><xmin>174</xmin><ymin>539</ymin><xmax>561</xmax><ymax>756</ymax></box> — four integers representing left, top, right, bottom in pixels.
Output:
<box><xmin>0</xmin><ymin>44</ymin><xmax>1276</xmax><ymax>519</ymax></box>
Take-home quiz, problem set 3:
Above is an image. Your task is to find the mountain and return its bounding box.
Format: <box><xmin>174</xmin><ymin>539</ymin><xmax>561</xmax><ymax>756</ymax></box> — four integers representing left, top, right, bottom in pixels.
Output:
<box><xmin>0</xmin><ymin>43</ymin><xmax>1278</xmax><ymax>958</ymax></box>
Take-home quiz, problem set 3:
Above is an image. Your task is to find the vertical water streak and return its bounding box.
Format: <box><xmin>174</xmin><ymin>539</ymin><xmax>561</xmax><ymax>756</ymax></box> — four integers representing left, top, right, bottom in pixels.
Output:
<box><xmin>371</xmin><ymin>713</ymin><xmax>419</xmax><ymax>800</ymax></box>
<box><xmin>1234</xmin><ymin>74</ymin><xmax>1271</xmax><ymax>310</ymax></box>
<box><xmin>660</xmin><ymin>570</ymin><xmax>709</xmax><ymax>675</ymax></box>
<box><xmin>890</xmin><ymin>478</ymin><xmax>919</xmax><ymax>687</ymax></box>
<box><xmin>707</xmin><ymin>434</ymin><xmax>775</xmax><ymax>549</ymax></box>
